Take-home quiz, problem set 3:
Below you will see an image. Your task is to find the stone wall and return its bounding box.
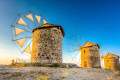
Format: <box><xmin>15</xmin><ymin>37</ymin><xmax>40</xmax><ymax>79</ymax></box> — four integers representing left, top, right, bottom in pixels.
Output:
<box><xmin>81</xmin><ymin>45</ymin><xmax>100</xmax><ymax>68</ymax></box>
<box><xmin>31</xmin><ymin>28</ymin><xmax>63</xmax><ymax>63</ymax></box>
<box><xmin>104</xmin><ymin>57</ymin><xmax>119</xmax><ymax>70</ymax></box>
<box><xmin>90</xmin><ymin>46</ymin><xmax>100</xmax><ymax>67</ymax></box>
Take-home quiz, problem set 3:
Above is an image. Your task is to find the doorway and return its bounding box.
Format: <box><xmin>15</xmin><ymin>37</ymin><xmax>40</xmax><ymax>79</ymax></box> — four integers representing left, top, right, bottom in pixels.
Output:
<box><xmin>84</xmin><ymin>61</ymin><xmax>87</xmax><ymax>67</ymax></box>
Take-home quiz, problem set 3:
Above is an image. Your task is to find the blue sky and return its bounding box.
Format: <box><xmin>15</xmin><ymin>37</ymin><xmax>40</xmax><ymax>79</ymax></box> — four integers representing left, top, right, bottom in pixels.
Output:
<box><xmin>0</xmin><ymin>0</ymin><xmax>120</xmax><ymax>64</ymax></box>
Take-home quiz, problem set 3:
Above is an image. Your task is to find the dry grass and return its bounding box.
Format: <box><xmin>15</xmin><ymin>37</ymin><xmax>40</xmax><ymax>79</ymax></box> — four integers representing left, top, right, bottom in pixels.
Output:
<box><xmin>10</xmin><ymin>59</ymin><xmax>26</xmax><ymax>67</ymax></box>
<box><xmin>34</xmin><ymin>73</ymin><xmax>48</xmax><ymax>80</ymax></box>
<box><xmin>115</xmin><ymin>71</ymin><xmax>120</xmax><ymax>76</ymax></box>
<box><xmin>117</xmin><ymin>71</ymin><xmax>120</xmax><ymax>76</ymax></box>
<box><xmin>28</xmin><ymin>70</ymin><xmax>36</xmax><ymax>73</ymax></box>
<box><xmin>0</xmin><ymin>66</ymin><xmax>120</xmax><ymax>80</ymax></box>
<box><xmin>72</xmin><ymin>71</ymin><xmax>77</xmax><ymax>74</ymax></box>
<box><xmin>0</xmin><ymin>71</ymin><xmax>9</xmax><ymax>75</ymax></box>
<box><xmin>87</xmin><ymin>70</ymin><xmax>90</xmax><ymax>72</ymax></box>
<box><xmin>16</xmin><ymin>62</ymin><xmax>26</xmax><ymax>67</ymax></box>
<box><xmin>36</xmin><ymin>75</ymin><xmax>48</xmax><ymax>80</ymax></box>
<box><xmin>61</xmin><ymin>70</ymin><xmax>68</xmax><ymax>78</ymax></box>
<box><xmin>33</xmin><ymin>70</ymin><xmax>55</xmax><ymax>80</ymax></box>
<box><xmin>11</xmin><ymin>71</ymin><xmax>21</xmax><ymax>76</ymax></box>
<box><xmin>106</xmin><ymin>76</ymin><xmax>113</xmax><ymax>80</ymax></box>
<box><xmin>37</xmin><ymin>70</ymin><xmax>54</xmax><ymax>76</ymax></box>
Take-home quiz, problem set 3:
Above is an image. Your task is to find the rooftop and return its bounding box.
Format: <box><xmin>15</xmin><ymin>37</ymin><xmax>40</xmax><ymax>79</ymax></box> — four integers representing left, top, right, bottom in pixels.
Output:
<box><xmin>82</xmin><ymin>41</ymin><xmax>100</xmax><ymax>48</ymax></box>
<box><xmin>104</xmin><ymin>53</ymin><xmax>119</xmax><ymax>58</ymax></box>
<box><xmin>32</xmin><ymin>23</ymin><xmax>65</xmax><ymax>36</ymax></box>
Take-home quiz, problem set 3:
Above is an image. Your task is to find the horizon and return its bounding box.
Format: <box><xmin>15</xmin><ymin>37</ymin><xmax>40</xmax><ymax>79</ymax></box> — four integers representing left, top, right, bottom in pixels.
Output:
<box><xmin>0</xmin><ymin>0</ymin><xmax>120</xmax><ymax>65</ymax></box>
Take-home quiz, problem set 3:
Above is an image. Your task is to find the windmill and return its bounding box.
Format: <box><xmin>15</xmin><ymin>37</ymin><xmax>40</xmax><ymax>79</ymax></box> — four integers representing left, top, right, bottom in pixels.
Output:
<box><xmin>71</xmin><ymin>35</ymin><xmax>101</xmax><ymax>68</ymax></box>
<box><xmin>11</xmin><ymin>11</ymin><xmax>65</xmax><ymax>63</ymax></box>
<box><xmin>11</xmin><ymin>11</ymin><xmax>48</xmax><ymax>56</ymax></box>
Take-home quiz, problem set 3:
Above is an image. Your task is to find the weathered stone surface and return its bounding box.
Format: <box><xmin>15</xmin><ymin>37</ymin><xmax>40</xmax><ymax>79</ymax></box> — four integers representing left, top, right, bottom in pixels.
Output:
<box><xmin>31</xmin><ymin>28</ymin><xmax>63</xmax><ymax>63</ymax></box>
<box><xmin>81</xmin><ymin>45</ymin><xmax>100</xmax><ymax>68</ymax></box>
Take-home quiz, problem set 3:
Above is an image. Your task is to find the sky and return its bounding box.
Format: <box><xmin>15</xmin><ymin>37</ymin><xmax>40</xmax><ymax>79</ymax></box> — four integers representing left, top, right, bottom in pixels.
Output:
<box><xmin>0</xmin><ymin>0</ymin><xmax>120</xmax><ymax>64</ymax></box>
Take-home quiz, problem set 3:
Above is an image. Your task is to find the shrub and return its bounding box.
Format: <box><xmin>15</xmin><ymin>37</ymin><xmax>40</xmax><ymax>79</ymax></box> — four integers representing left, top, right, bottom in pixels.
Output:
<box><xmin>10</xmin><ymin>60</ymin><xmax>16</xmax><ymax>66</ymax></box>
<box><xmin>51</xmin><ymin>63</ymin><xmax>60</xmax><ymax>67</ymax></box>
<box><xmin>94</xmin><ymin>65</ymin><xmax>101</xmax><ymax>68</ymax></box>
<box><xmin>15</xmin><ymin>62</ymin><xmax>26</xmax><ymax>67</ymax></box>
<box><xmin>33</xmin><ymin>62</ymin><xmax>42</xmax><ymax>67</ymax></box>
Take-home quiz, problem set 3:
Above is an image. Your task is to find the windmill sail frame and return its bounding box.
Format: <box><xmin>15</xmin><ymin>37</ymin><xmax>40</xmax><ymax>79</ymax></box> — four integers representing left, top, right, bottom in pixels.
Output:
<box><xmin>11</xmin><ymin>11</ymin><xmax>48</xmax><ymax>55</ymax></box>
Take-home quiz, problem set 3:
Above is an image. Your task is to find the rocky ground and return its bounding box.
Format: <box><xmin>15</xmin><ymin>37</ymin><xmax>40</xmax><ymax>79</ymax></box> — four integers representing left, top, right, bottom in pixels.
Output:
<box><xmin>0</xmin><ymin>65</ymin><xmax>120</xmax><ymax>80</ymax></box>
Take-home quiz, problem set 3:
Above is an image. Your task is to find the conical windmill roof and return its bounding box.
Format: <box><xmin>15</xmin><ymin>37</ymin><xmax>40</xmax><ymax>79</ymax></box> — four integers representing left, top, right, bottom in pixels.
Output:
<box><xmin>82</xmin><ymin>41</ymin><xmax>100</xmax><ymax>48</ymax></box>
<box><xmin>32</xmin><ymin>23</ymin><xmax>65</xmax><ymax>36</ymax></box>
<box><xmin>104</xmin><ymin>53</ymin><xmax>119</xmax><ymax>59</ymax></box>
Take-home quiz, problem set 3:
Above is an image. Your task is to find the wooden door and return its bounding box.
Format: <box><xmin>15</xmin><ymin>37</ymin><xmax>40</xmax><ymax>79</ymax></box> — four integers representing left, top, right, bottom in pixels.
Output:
<box><xmin>109</xmin><ymin>65</ymin><xmax>111</xmax><ymax>69</ymax></box>
<box><xmin>84</xmin><ymin>61</ymin><xmax>87</xmax><ymax>67</ymax></box>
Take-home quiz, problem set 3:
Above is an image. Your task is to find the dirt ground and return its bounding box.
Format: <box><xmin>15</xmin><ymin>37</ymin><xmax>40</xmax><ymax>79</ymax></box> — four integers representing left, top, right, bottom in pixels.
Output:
<box><xmin>0</xmin><ymin>65</ymin><xmax>120</xmax><ymax>80</ymax></box>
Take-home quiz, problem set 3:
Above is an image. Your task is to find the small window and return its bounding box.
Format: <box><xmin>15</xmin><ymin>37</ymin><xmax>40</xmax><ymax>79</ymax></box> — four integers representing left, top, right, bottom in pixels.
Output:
<box><xmin>84</xmin><ymin>50</ymin><xmax>85</xmax><ymax>54</ymax></box>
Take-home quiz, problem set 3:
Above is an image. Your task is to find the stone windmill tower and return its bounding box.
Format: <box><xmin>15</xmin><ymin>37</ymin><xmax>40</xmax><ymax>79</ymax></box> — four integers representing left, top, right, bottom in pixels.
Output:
<box><xmin>31</xmin><ymin>23</ymin><xmax>65</xmax><ymax>63</ymax></box>
<box><xmin>80</xmin><ymin>42</ymin><xmax>100</xmax><ymax>68</ymax></box>
<box><xmin>11</xmin><ymin>12</ymin><xmax>65</xmax><ymax>63</ymax></box>
<box><xmin>72</xmin><ymin>40</ymin><xmax>100</xmax><ymax>68</ymax></box>
<box><xmin>101</xmin><ymin>53</ymin><xmax>119</xmax><ymax>70</ymax></box>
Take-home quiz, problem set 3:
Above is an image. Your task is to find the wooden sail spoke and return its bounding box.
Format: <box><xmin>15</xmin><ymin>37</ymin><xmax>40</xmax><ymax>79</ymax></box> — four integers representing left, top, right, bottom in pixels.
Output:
<box><xmin>72</xmin><ymin>51</ymin><xmax>80</xmax><ymax>60</ymax></box>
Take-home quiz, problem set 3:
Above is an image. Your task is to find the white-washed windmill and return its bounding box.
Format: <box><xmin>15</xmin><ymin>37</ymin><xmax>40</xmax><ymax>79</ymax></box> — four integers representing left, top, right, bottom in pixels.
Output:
<box><xmin>11</xmin><ymin>11</ymin><xmax>65</xmax><ymax>63</ymax></box>
<box><xmin>11</xmin><ymin>11</ymin><xmax>48</xmax><ymax>58</ymax></box>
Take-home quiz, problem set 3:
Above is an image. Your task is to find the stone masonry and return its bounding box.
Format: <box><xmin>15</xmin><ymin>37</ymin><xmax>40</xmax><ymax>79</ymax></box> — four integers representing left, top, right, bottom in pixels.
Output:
<box><xmin>31</xmin><ymin>25</ymin><xmax>64</xmax><ymax>63</ymax></box>
<box><xmin>81</xmin><ymin>42</ymin><xmax>100</xmax><ymax>68</ymax></box>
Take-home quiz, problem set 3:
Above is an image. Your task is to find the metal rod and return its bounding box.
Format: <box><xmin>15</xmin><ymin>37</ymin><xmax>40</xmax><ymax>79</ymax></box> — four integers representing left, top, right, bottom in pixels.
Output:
<box><xmin>71</xmin><ymin>50</ymin><xmax>80</xmax><ymax>63</ymax></box>
<box><xmin>71</xmin><ymin>48</ymin><xmax>80</xmax><ymax>52</ymax></box>
<box><xmin>27</xmin><ymin>25</ymin><xmax>33</xmax><ymax>31</ymax></box>
<box><xmin>34</xmin><ymin>21</ymin><xmax>37</xmax><ymax>28</ymax></box>
<box><xmin>68</xmin><ymin>43</ymin><xmax>79</xmax><ymax>47</ymax></box>
<box><xmin>72</xmin><ymin>36</ymin><xmax>79</xmax><ymax>45</ymax></box>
